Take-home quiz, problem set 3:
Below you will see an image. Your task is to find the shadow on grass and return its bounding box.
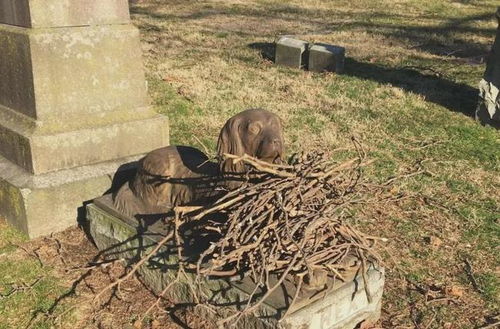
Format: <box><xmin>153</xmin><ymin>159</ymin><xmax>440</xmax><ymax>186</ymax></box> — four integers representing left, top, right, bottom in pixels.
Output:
<box><xmin>249</xmin><ymin>42</ymin><xmax>478</xmax><ymax>118</ymax></box>
<box><xmin>343</xmin><ymin>58</ymin><xmax>478</xmax><ymax>118</ymax></box>
<box><xmin>248</xmin><ymin>42</ymin><xmax>276</xmax><ymax>62</ymax></box>
<box><xmin>129</xmin><ymin>2</ymin><xmax>496</xmax><ymax>59</ymax></box>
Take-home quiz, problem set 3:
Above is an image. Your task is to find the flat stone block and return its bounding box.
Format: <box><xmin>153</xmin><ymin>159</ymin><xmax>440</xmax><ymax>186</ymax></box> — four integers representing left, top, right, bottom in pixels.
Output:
<box><xmin>0</xmin><ymin>0</ymin><xmax>130</xmax><ymax>28</ymax></box>
<box><xmin>0</xmin><ymin>24</ymin><xmax>149</xmax><ymax>124</ymax></box>
<box><xmin>87</xmin><ymin>196</ymin><xmax>385</xmax><ymax>329</ymax></box>
<box><xmin>275</xmin><ymin>37</ymin><xmax>308</xmax><ymax>69</ymax></box>
<box><xmin>309</xmin><ymin>44</ymin><xmax>345</xmax><ymax>73</ymax></box>
<box><xmin>0</xmin><ymin>111</ymin><xmax>169</xmax><ymax>175</ymax></box>
<box><xmin>0</xmin><ymin>155</ymin><xmax>141</xmax><ymax>238</ymax></box>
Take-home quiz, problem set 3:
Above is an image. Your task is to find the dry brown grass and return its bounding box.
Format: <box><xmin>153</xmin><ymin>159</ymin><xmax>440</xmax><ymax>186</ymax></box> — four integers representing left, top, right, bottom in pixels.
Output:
<box><xmin>132</xmin><ymin>0</ymin><xmax>499</xmax><ymax>328</ymax></box>
<box><xmin>1</xmin><ymin>0</ymin><xmax>499</xmax><ymax>328</ymax></box>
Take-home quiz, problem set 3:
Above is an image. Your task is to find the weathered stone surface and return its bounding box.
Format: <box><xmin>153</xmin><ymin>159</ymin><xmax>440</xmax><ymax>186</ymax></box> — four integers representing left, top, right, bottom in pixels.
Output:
<box><xmin>0</xmin><ymin>24</ymin><xmax>149</xmax><ymax>124</ymax></box>
<box><xmin>0</xmin><ymin>0</ymin><xmax>130</xmax><ymax>28</ymax></box>
<box><xmin>0</xmin><ymin>0</ymin><xmax>30</xmax><ymax>28</ymax></box>
<box><xmin>0</xmin><ymin>155</ymin><xmax>140</xmax><ymax>238</ymax></box>
<box><xmin>0</xmin><ymin>0</ymin><xmax>171</xmax><ymax>238</ymax></box>
<box><xmin>0</xmin><ymin>21</ymin><xmax>170</xmax><ymax>175</ymax></box>
<box><xmin>275</xmin><ymin>37</ymin><xmax>309</xmax><ymax>69</ymax></box>
<box><xmin>280</xmin><ymin>273</ymin><xmax>383</xmax><ymax>329</ymax></box>
<box><xmin>0</xmin><ymin>25</ymin><xmax>36</xmax><ymax>118</ymax></box>
<box><xmin>476</xmin><ymin>8</ymin><xmax>500</xmax><ymax>127</ymax></box>
<box><xmin>87</xmin><ymin>197</ymin><xmax>385</xmax><ymax>329</ymax></box>
<box><xmin>0</xmin><ymin>109</ymin><xmax>169</xmax><ymax>174</ymax></box>
<box><xmin>308</xmin><ymin>43</ymin><xmax>345</xmax><ymax>73</ymax></box>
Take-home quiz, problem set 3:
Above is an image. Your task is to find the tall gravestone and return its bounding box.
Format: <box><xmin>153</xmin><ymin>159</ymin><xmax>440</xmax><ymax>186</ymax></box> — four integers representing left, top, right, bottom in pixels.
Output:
<box><xmin>0</xmin><ymin>0</ymin><xmax>169</xmax><ymax>237</ymax></box>
<box><xmin>476</xmin><ymin>7</ymin><xmax>500</xmax><ymax>127</ymax></box>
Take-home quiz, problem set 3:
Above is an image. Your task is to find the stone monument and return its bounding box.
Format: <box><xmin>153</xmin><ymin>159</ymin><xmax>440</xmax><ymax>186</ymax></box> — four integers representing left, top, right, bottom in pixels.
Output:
<box><xmin>0</xmin><ymin>0</ymin><xmax>169</xmax><ymax>238</ymax></box>
<box><xmin>476</xmin><ymin>7</ymin><xmax>500</xmax><ymax>127</ymax></box>
<box><xmin>275</xmin><ymin>37</ymin><xmax>309</xmax><ymax>69</ymax></box>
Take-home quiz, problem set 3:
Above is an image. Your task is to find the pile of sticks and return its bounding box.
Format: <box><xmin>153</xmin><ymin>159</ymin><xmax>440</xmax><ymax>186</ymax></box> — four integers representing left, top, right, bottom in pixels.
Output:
<box><xmin>192</xmin><ymin>152</ymin><xmax>380</xmax><ymax>278</ymax></box>
<box><xmin>179</xmin><ymin>150</ymin><xmax>382</xmax><ymax>325</ymax></box>
<box><xmin>93</xmin><ymin>149</ymin><xmax>384</xmax><ymax>327</ymax></box>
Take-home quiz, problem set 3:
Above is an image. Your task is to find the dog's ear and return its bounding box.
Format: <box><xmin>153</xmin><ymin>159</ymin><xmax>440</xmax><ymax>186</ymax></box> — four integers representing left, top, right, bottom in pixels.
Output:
<box><xmin>217</xmin><ymin>115</ymin><xmax>246</xmax><ymax>175</ymax></box>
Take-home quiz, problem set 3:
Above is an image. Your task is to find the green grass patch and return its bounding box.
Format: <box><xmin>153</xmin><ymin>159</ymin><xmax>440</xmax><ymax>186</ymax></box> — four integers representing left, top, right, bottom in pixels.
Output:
<box><xmin>0</xmin><ymin>223</ymin><xmax>27</xmax><ymax>251</ymax></box>
<box><xmin>0</xmin><ymin>259</ymin><xmax>71</xmax><ymax>329</ymax></box>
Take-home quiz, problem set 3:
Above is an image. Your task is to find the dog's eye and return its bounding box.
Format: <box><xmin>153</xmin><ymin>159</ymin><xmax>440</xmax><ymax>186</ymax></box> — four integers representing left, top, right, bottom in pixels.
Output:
<box><xmin>248</xmin><ymin>122</ymin><xmax>261</xmax><ymax>135</ymax></box>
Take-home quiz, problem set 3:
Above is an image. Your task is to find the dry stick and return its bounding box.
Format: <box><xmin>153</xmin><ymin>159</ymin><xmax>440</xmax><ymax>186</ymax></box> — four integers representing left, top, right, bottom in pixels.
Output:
<box><xmin>279</xmin><ymin>274</ymin><xmax>304</xmax><ymax>321</ymax></box>
<box><xmin>0</xmin><ymin>277</ymin><xmax>43</xmax><ymax>299</ymax></box>
<box><xmin>231</xmin><ymin>266</ymin><xmax>266</xmax><ymax>323</ymax></box>
<box><xmin>193</xmin><ymin>194</ymin><xmax>248</xmax><ymax>220</ymax></box>
<box><xmin>224</xmin><ymin>153</ymin><xmax>294</xmax><ymax>169</ymax></box>
<box><xmin>221</xmin><ymin>248</ymin><xmax>304</xmax><ymax>327</ymax></box>
<box><xmin>310</xmin><ymin>158</ymin><xmax>360</xmax><ymax>178</ymax></box>
<box><xmin>464</xmin><ymin>258</ymin><xmax>483</xmax><ymax>293</ymax></box>
<box><xmin>173</xmin><ymin>211</ymin><xmax>202</xmax><ymax>306</ymax></box>
<box><xmin>173</xmin><ymin>205</ymin><xmax>204</xmax><ymax>216</ymax></box>
<box><xmin>359</xmin><ymin>250</ymin><xmax>373</xmax><ymax>303</ymax></box>
<box><xmin>141</xmin><ymin>278</ymin><xmax>178</xmax><ymax>321</ymax></box>
<box><xmin>478</xmin><ymin>320</ymin><xmax>500</xmax><ymax>329</ymax></box>
<box><xmin>423</xmin><ymin>312</ymin><xmax>437</xmax><ymax>329</ymax></box>
<box><xmin>193</xmin><ymin>135</ymin><xmax>212</xmax><ymax>157</ymax></box>
<box><xmin>224</xmin><ymin>153</ymin><xmax>294</xmax><ymax>177</ymax></box>
<box><xmin>92</xmin><ymin>230</ymin><xmax>174</xmax><ymax>303</ymax></box>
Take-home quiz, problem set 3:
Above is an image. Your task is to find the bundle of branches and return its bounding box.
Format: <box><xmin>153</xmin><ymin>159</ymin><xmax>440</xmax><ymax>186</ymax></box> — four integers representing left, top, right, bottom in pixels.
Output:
<box><xmin>91</xmin><ymin>149</ymin><xmax>385</xmax><ymax>327</ymax></box>
<box><xmin>179</xmin><ymin>150</ymin><xmax>382</xmax><ymax>324</ymax></box>
<box><xmin>192</xmin><ymin>151</ymin><xmax>381</xmax><ymax>278</ymax></box>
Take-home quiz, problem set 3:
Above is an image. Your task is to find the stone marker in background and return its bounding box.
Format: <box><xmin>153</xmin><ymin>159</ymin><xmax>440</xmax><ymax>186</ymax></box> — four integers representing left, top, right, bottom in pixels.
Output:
<box><xmin>308</xmin><ymin>43</ymin><xmax>345</xmax><ymax>73</ymax></box>
<box><xmin>476</xmin><ymin>7</ymin><xmax>500</xmax><ymax>128</ymax></box>
<box><xmin>275</xmin><ymin>36</ymin><xmax>309</xmax><ymax>69</ymax></box>
<box><xmin>0</xmin><ymin>0</ymin><xmax>169</xmax><ymax>238</ymax></box>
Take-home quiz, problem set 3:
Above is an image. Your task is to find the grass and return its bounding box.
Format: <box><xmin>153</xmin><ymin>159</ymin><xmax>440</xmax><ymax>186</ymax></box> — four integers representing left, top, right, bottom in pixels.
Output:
<box><xmin>132</xmin><ymin>0</ymin><xmax>499</xmax><ymax>327</ymax></box>
<box><xmin>0</xmin><ymin>0</ymin><xmax>498</xmax><ymax>328</ymax></box>
<box><xmin>0</xmin><ymin>223</ymin><xmax>73</xmax><ymax>329</ymax></box>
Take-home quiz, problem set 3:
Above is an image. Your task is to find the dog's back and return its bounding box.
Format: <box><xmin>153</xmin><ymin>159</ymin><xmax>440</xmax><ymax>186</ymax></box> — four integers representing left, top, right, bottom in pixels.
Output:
<box><xmin>113</xmin><ymin>146</ymin><xmax>218</xmax><ymax>217</ymax></box>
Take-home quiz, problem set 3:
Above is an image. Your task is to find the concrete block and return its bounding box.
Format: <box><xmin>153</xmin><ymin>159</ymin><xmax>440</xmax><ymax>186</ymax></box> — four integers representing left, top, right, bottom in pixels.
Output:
<box><xmin>0</xmin><ymin>0</ymin><xmax>130</xmax><ymax>28</ymax></box>
<box><xmin>309</xmin><ymin>44</ymin><xmax>345</xmax><ymax>73</ymax></box>
<box><xmin>275</xmin><ymin>37</ymin><xmax>309</xmax><ymax>69</ymax></box>
<box><xmin>0</xmin><ymin>24</ymin><xmax>149</xmax><ymax>124</ymax></box>
<box><xmin>0</xmin><ymin>154</ymin><xmax>141</xmax><ymax>238</ymax></box>
<box><xmin>0</xmin><ymin>108</ymin><xmax>169</xmax><ymax>175</ymax></box>
<box><xmin>87</xmin><ymin>196</ymin><xmax>385</xmax><ymax>329</ymax></box>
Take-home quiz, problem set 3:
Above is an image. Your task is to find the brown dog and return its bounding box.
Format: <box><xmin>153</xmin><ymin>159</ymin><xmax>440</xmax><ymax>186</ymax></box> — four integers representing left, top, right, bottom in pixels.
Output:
<box><xmin>113</xmin><ymin>109</ymin><xmax>284</xmax><ymax>217</ymax></box>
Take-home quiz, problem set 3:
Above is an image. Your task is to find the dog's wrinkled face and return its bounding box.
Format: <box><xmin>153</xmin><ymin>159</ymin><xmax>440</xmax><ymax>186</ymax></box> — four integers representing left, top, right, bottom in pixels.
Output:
<box><xmin>217</xmin><ymin>109</ymin><xmax>284</xmax><ymax>174</ymax></box>
<box><xmin>238</xmin><ymin>111</ymin><xmax>283</xmax><ymax>163</ymax></box>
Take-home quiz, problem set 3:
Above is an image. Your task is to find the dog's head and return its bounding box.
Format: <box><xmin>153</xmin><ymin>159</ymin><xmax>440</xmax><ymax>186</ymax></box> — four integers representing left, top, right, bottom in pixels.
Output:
<box><xmin>217</xmin><ymin>108</ymin><xmax>284</xmax><ymax>176</ymax></box>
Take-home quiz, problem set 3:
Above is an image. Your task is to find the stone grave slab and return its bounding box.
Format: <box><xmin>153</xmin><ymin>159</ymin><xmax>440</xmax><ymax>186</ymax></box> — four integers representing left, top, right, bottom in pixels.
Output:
<box><xmin>87</xmin><ymin>194</ymin><xmax>385</xmax><ymax>329</ymax></box>
<box><xmin>275</xmin><ymin>37</ymin><xmax>309</xmax><ymax>69</ymax></box>
<box><xmin>308</xmin><ymin>44</ymin><xmax>345</xmax><ymax>73</ymax></box>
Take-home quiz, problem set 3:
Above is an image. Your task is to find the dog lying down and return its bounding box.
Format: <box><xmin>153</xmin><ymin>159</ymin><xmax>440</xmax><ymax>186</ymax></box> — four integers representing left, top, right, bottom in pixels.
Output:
<box><xmin>113</xmin><ymin>109</ymin><xmax>284</xmax><ymax>217</ymax></box>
